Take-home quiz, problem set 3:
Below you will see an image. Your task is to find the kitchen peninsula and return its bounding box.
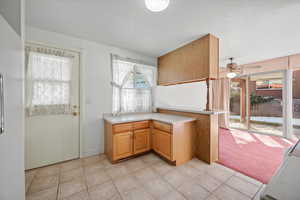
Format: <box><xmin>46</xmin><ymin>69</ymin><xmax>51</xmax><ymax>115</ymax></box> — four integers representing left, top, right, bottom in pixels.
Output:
<box><xmin>104</xmin><ymin>112</ymin><xmax>197</xmax><ymax>165</ymax></box>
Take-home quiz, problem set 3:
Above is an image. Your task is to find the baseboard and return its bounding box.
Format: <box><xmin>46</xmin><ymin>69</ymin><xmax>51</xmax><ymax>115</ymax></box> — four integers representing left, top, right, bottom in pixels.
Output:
<box><xmin>82</xmin><ymin>148</ymin><xmax>104</xmax><ymax>158</ymax></box>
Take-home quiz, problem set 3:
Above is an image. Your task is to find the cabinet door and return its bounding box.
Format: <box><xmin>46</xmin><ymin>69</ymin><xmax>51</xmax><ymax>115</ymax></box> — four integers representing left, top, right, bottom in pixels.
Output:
<box><xmin>113</xmin><ymin>131</ymin><xmax>133</xmax><ymax>160</ymax></box>
<box><xmin>152</xmin><ymin>129</ymin><xmax>160</xmax><ymax>153</ymax></box>
<box><xmin>134</xmin><ymin>129</ymin><xmax>150</xmax><ymax>154</ymax></box>
<box><xmin>152</xmin><ymin>129</ymin><xmax>172</xmax><ymax>160</ymax></box>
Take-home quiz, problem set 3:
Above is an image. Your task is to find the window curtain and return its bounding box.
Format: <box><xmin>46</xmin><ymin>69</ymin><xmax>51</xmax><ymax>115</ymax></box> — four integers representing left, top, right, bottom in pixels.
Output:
<box><xmin>25</xmin><ymin>44</ymin><xmax>75</xmax><ymax>116</ymax></box>
<box><xmin>111</xmin><ymin>54</ymin><xmax>155</xmax><ymax>114</ymax></box>
<box><xmin>212</xmin><ymin>78</ymin><xmax>230</xmax><ymax>129</ymax></box>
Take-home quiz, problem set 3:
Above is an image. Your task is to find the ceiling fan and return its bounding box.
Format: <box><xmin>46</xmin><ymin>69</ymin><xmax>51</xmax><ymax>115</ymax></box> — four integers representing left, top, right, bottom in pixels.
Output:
<box><xmin>226</xmin><ymin>57</ymin><xmax>262</xmax><ymax>78</ymax></box>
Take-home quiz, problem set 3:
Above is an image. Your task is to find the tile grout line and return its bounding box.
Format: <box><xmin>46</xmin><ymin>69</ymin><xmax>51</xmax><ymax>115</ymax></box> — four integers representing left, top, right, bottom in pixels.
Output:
<box><xmin>120</xmin><ymin>162</ymin><xmax>161</xmax><ymax>200</ymax></box>
<box><xmin>25</xmin><ymin>170</ymin><xmax>37</xmax><ymax>196</ymax></box>
<box><xmin>110</xmin><ymin>175</ymin><xmax>124</xmax><ymax>200</ymax></box>
<box><xmin>251</xmin><ymin>183</ymin><xmax>265</xmax><ymax>200</ymax></box>
<box><xmin>56</xmin><ymin>166</ymin><xmax>61</xmax><ymax>200</ymax></box>
<box><xmin>233</xmin><ymin>173</ymin><xmax>263</xmax><ymax>187</ymax></box>
<box><xmin>157</xmin><ymin>164</ymin><xmax>211</xmax><ymax>200</ymax></box>
<box><xmin>27</xmin><ymin>153</ymin><xmax>263</xmax><ymax>200</ymax></box>
<box><xmin>200</xmin><ymin>166</ymin><xmax>236</xmax><ymax>200</ymax></box>
<box><xmin>189</xmin><ymin>161</ymin><xmax>235</xmax><ymax>196</ymax></box>
<box><xmin>82</xmin><ymin>158</ymin><xmax>90</xmax><ymax>199</ymax></box>
<box><xmin>224</xmin><ymin>173</ymin><xmax>262</xmax><ymax>199</ymax></box>
<box><xmin>223</xmin><ymin>182</ymin><xmax>255</xmax><ymax>199</ymax></box>
<box><xmin>156</xmin><ymin>170</ymin><xmax>188</xmax><ymax>200</ymax></box>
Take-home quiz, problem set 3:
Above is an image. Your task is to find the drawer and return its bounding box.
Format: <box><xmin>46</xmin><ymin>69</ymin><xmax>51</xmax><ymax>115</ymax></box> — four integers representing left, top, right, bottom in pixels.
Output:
<box><xmin>113</xmin><ymin>123</ymin><xmax>133</xmax><ymax>133</ymax></box>
<box><xmin>133</xmin><ymin>121</ymin><xmax>150</xmax><ymax>130</ymax></box>
<box><xmin>153</xmin><ymin>121</ymin><xmax>172</xmax><ymax>133</ymax></box>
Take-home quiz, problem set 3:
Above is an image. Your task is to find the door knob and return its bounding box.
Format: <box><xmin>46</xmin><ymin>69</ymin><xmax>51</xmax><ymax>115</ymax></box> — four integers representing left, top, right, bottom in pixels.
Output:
<box><xmin>72</xmin><ymin>112</ymin><xmax>79</xmax><ymax>116</ymax></box>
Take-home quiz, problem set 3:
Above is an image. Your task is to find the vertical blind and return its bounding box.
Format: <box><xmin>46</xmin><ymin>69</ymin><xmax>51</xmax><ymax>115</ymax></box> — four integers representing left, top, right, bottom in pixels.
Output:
<box><xmin>111</xmin><ymin>55</ymin><xmax>155</xmax><ymax>114</ymax></box>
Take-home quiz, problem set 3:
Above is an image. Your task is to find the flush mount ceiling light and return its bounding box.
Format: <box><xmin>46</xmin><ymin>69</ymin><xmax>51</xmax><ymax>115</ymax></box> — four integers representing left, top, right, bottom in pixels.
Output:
<box><xmin>145</xmin><ymin>0</ymin><xmax>170</xmax><ymax>12</ymax></box>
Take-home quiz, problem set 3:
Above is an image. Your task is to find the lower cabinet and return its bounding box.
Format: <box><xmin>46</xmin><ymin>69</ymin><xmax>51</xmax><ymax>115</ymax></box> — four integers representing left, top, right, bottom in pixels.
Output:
<box><xmin>134</xmin><ymin>129</ymin><xmax>151</xmax><ymax>154</ymax></box>
<box><xmin>107</xmin><ymin>121</ymin><xmax>151</xmax><ymax>161</ymax></box>
<box><xmin>113</xmin><ymin>131</ymin><xmax>133</xmax><ymax>160</ymax></box>
<box><xmin>105</xmin><ymin>119</ymin><xmax>194</xmax><ymax>165</ymax></box>
<box><xmin>152</xmin><ymin>128</ymin><xmax>172</xmax><ymax>160</ymax></box>
<box><xmin>113</xmin><ymin>129</ymin><xmax>151</xmax><ymax>160</ymax></box>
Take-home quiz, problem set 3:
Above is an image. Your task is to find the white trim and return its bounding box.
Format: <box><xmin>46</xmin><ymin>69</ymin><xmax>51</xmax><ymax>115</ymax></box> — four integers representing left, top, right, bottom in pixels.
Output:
<box><xmin>79</xmin><ymin>49</ymin><xmax>86</xmax><ymax>158</ymax></box>
<box><xmin>283</xmin><ymin>69</ymin><xmax>293</xmax><ymax>139</ymax></box>
<box><xmin>26</xmin><ymin>41</ymin><xmax>82</xmax><ymax>54</ymax></box>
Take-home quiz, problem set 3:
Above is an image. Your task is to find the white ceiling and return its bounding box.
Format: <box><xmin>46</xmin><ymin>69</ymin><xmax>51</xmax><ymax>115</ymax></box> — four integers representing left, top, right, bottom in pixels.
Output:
<box><xmin>26</xmin><ymin>0</ymin><xmax>300</xmax><ymax>66</ymax></box>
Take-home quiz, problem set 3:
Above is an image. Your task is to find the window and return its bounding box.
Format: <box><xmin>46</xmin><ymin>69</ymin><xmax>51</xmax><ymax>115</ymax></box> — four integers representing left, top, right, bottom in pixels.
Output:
<box><xmin>26</xmin><ymin>51</ymin><xmax>73</xmax><ymax>116</ymax></box>
<box><xmin>256</xmin><ymin>79</ymin><xmax>283</xmax><ymax>90</ymax></box>
<box><xmin>111</xmin><ymin>55</ymin><xmax>155</xmax><ymax>113</ymax></box>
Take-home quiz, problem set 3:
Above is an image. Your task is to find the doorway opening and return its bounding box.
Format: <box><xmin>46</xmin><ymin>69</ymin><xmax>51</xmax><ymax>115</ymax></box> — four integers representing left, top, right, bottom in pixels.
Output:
<box><xmin>229</xmin><ymin>71</ymin><xmax>287</xmax><ymax>137</ymax></box>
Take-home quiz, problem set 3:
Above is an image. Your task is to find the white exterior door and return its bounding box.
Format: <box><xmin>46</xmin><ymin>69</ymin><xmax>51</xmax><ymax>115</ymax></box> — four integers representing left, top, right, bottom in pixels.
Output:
<box><xmin>25</xmin><ymin>45</ymin><xmax>80</xmax><ymax>170</ymax></box>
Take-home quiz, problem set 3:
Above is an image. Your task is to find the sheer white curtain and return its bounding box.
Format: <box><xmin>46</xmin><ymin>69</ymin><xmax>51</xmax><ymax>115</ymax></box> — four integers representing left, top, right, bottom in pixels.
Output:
<box><xmin>26</xmin><ymin>45</ymin><xmax>74</xmax><ymax>116</ymax></box>
<box><xmin>111</xmin><ymin>55</ymin><xmax>155</xmax><ymax>114</ymax></box>
<box><xmin>211</xmin><ymin>78</ymin><xmax>230</xmax><ymax>129</ymax></box>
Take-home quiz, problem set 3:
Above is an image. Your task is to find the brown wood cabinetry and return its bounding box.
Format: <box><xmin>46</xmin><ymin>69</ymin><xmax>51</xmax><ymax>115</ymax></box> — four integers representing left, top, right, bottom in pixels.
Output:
<box><xmin>157</xmin><ymin>108</ymin><xmax>219</xmax><ymax>164</ymax></box>
<box><xmin>105</xmin><ymin>120</ymin><xmax>151</xmax><ymax>162</ymax></box>
<box><xmin>158</xmin><ymin>34</ymin><xmax>219</xmax><ymax>85</ymax></box>
<box><xmin>113</xmin><ymin>131</ymin><xmax>133</xmax><ymax>160</ymax></box>
<box><xmin>153</xmin><ymin>121</ymin><xmax>172</xmax><ymax>132</ymax></box>
<box><xmin>133</xmin><ymin>128</ymin><xmax>150</xmax><ymax>154</ymax></box>
<box><xmin>105</xmin><ymin>119</ymin><xmax>195</xmax><ymax>165</ymax></box>
<box><xmin>113</xmin><ymin>123</ymin><xmax>133</xmax><ymax>133</ymax></box>
<box><xmin>133</xmin><ymin>121</ymin><xmax>149</xmax><ymax>130</ymax></box>
<box><xmin>152</xmin><ymin>129</ymin><xmax>172</xmax><ymax>160</ymax></box>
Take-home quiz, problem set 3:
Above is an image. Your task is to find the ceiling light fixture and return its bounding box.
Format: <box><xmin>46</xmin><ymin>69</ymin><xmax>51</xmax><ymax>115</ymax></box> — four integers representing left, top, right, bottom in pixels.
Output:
<box><xmin>226</xmin><ymin>72</ymin><xmax>237</xmax><ymax>79</ymax></box>
<box><xmin>145</xmin><ymin>0</ymin><xmax>170</xmax><ymax>12</ymax></box>
<box><xmin>226</xmin><ymin>57</ymin><xmax>238</xmax><ymax>79</ymax></box>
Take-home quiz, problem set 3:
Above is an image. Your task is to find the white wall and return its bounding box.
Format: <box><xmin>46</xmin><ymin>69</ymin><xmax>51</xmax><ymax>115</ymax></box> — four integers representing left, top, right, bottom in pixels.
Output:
<box><xmin>155</xmin><ymin>82</ymin><xmax>207</xmax><ymax>111</ymax></box>
<box><xmin>26</xmin><ymin>26</ymin><xmax>157</xmax><ymax>157</ymax></box>
<box><xmin>0</xmin><ymin>14</ymin><xmax>25</xmax><ymax>200</ymax></box>
<box><xmin>0</xmin><ymin>0</ymin><xmax>22</xmax><ymax>36</ymax></box>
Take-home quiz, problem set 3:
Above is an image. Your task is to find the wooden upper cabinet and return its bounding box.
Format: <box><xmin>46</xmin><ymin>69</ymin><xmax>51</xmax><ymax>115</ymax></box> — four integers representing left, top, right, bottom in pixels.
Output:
<box><xmin>158</xmin><ymin>34</ymin><xmax>219</xmax><ymax>85</ymax></box>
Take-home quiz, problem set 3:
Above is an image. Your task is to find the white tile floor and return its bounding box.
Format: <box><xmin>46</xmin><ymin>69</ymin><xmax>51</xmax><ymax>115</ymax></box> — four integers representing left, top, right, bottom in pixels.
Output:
<box><xmin>25</xmin><ymin>153</ymin><xmax>265</xmax><ymax>200</ymax></box>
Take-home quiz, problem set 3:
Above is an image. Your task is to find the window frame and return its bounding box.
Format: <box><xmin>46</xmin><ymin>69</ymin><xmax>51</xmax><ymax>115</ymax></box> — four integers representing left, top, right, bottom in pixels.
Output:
<box><xmin>111</xmin><ymin>55</ymin><xmax>155</xmax><ymax>114</ymax></box>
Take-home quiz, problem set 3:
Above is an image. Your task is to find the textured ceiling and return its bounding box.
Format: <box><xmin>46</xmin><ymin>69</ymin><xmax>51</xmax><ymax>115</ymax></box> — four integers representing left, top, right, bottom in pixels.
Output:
<box><xmin>26</xmin><ymin>0</ymin><xmax>300</xmax><ymax>66</ymax></box>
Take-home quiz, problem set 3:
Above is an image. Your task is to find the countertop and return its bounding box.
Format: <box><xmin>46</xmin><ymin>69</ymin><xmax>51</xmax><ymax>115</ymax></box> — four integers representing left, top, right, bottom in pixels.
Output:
<box><xmin>157</xmin><ymin>107</ymin><xmax>226</xmax><ymax>115</ymax></box>
<box><xmin>103</xmin><ymin>113</ymin><xmax>196</xmax><ymax>125</ymax></box>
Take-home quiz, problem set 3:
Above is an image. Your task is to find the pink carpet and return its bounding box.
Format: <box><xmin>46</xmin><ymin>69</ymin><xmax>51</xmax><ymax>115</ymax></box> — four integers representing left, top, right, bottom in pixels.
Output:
<box><xmin>217</xmin><ymin>128</ymin><xmax>296</xmax><ymax>184</ymax></box>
